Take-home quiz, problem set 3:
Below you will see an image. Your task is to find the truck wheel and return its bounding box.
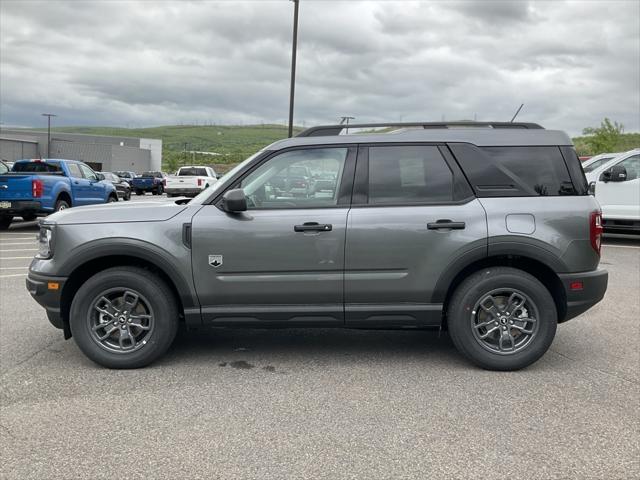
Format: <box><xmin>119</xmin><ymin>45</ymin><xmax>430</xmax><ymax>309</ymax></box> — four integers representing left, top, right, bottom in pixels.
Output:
<box><xmin>136</xmin><ymin>190</ymin><xmax>143</xmax><ymax>196</ymax></box>
<box><xmin>107</xmin><ymin>195</ymin><xmax>118</xmax><ymax>203</ymax></box>
<box><xmin>69</xmin><ymin>267</ymin><xmax>179</xmax><ymax>369</ymax></box>
<box><xmin>157</xmin><ymin>185</ymin><xmax>163</xmax><ymax>195</ymax></box>
<box><xmin>22</xmin><ymin>213</ymin><xmax>37</xmax><ymax>222</ymax></box>
<box><xmin>54</xmin><ymin>199</ymin><xmax>70</xmax><ymax>212</ymax></box>
<box><xmin>124</xmin><ymin>189</ymin><xmax>131</xmax><ymax>201</ymax></box>
<box><xmin>0</xmin><ymin>216</ymin><xmax>13</xmax><ymax>230</ymax></box>
<box><xmin>447</xmin><ymin>267</ymin><xmax>557</xmax><ymax>371</ymax></box>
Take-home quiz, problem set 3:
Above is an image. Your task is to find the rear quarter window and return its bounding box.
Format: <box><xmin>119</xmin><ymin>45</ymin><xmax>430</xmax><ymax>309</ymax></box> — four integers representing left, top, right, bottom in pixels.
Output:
<box><xmin>449</xmin><ymin>144</ymin><xmax>579</xmax><ymax>197</ymax></box>
<box><xmin>12</xmin><ymin>161</ymin><xmax>63</xmax><ymax>173</ymax></box>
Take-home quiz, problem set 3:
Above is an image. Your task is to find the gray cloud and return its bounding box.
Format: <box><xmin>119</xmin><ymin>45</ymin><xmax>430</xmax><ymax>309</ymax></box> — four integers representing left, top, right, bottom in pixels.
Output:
<box><xmin>1</xmin><ymin>0</ymin><xmax>638</xmax><ymax>135</ymax></box>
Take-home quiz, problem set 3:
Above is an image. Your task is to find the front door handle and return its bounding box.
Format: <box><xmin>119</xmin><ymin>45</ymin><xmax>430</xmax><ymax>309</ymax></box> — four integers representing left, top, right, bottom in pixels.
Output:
<box><xmin>427</xmin><ymin>219</ymin><xmax>466</xmax><ymax>230</ymax></box>
<box><xmin>294</xmin><ymin>222</ymin><xmax>332</xmax><ymax>232</ymax></box>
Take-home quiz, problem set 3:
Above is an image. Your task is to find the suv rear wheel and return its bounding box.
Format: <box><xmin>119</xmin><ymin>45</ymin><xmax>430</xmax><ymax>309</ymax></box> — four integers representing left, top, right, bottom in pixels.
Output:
<box><xmin>69</xmin><ymin>267</ymin><xmax>179</xmax><ymax>368</ymax></box>
<box><xmin>447</xmin><ymin>267</ymin><xmax>557</xmax><ymax>371</ymax></box>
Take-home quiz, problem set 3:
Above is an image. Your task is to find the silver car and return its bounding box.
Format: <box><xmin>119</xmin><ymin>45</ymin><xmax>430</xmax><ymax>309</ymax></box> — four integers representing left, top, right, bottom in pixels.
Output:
<box><xmin>27</xmin><ymin>121</ymin><xmax>608</xmax><ymax>370</ymax></box>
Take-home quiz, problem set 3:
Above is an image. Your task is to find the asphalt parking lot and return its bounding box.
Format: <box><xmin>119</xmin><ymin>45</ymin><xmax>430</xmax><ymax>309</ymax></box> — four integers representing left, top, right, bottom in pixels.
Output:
<box><xmin>1</xmin><ymin>195</ymin><xmax>639</xmax><ymax>479</ymax></box>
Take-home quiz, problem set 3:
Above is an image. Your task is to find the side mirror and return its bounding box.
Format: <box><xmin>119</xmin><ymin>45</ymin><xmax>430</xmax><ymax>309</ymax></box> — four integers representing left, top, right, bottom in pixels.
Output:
<box><xmin>221</xmin><ymin>188</ymin><xmax>247</xmax><ymax>213</ymax></box>
<box><xmin>587</xmin><ymin>181</ymin><xmax>596</xmax><ymax>195</ymax></box>
<box><xmin>96</xmin><ymin>173</ymin><xmax>105</xmax><ymax>181</ymax></box>
<box><xmin>600</xmin><ymin>165</ymin><xmax>627</xmax><ymax>182</ymax></box>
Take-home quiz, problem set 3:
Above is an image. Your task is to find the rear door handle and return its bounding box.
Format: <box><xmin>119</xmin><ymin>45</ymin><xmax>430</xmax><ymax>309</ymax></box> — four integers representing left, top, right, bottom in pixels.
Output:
<box><xmin>294</xmin><ymin>222</ymin><xmax>332</xmax><ymax>232</ymax></box>
<box><xmin>427</xmin><ymin>219</ymin><xmax>466</xmax><ymax>230</ymax></box>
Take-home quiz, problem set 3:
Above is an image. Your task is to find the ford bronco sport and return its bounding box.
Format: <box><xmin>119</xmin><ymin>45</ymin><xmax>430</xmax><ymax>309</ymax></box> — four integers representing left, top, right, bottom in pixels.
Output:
<box><xmin>27</xmin><ymin>122</ymin><xmax>608</xmax><ymax>370</ymax></box>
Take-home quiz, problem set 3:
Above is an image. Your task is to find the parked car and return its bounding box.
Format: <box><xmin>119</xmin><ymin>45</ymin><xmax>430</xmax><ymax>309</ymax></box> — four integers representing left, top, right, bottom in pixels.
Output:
<box><xmin>113</xmin><ymin>171</ymin><xmax>138</xmax><ymax>183</ymax></box>
<box><xmin>587</xmin><ymin>149</ymin><xmax>640</xmax><ymax>233</ymax></box>
<box><xmin>131</xmin><ymin>171</ymin><xmax>166</xmax><ymax>195</ymax></box>
<box><xmin>164</xmin><ymin>166</ymin><xmax>218</xmax><ymax>197</ymax></box>
<box><xmin>0</xmin><ymin>159</ymin><xmax>118</xmax><ymax>230</ymax></box>
<box><xmin>101</xmin><ymin>172</ymin><xmax>131</xmax><ymax>201</ymax></box>
<box><xmin>27</xmin><ymin>121</ymin><xmax>607</xmax><ymax>370</ymax></box>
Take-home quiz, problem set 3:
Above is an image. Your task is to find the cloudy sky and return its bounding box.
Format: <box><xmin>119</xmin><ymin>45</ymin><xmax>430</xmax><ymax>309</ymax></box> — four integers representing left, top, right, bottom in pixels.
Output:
<box><xmin>1</xmin><ymin>0</ymin><xmax>638</xmax><ymax>135</ymax></box>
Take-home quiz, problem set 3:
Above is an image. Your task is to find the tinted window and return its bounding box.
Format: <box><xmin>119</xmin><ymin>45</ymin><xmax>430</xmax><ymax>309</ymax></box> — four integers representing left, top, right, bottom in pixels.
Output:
<box><xmin>179</xmin><ymin>168</ymin><xmax>207</xmax><ymax>176</ymax></box>
<box><xmin>13</xmin><ymin>161</ymin><xmax>62</xmax><ymax>173</ymax></box>
<box><xmin>480</xmin><ymin>147</ymin><xmax>576</xmax><ymax>196</ymax></box>
<box><xmin>240</xmin><ymin>148</ymin><xmax>348</xmax><ymax>209</ymax></box>
<box><xmin>368</xmin><ymin>146</ymin><xmax>453</xmax><ymax>204</ymax></box>
<box><xmin>142</xmin><ymin>171</ymin><xmax>162</xmax><ymax>178</ymax></box>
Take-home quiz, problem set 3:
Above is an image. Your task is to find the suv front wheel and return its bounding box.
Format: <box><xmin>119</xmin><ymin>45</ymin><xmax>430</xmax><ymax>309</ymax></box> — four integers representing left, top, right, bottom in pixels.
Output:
<box><xmin>447</xmin><ymin>267</ymin><xmax>557</xmax><ymax>371</ymax></box>
<box><xmin>69</xmin><ymin>267</ymin><xmax>179</xmax><ymax>368</ymax></box>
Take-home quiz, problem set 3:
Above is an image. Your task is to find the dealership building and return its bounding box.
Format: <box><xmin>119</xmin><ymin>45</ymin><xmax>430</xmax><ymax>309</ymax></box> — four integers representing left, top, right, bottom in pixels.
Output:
<box><xmin>0</xmin><ymin>128</ymin><xmax>162</xmax><ymax>173</ymax></box>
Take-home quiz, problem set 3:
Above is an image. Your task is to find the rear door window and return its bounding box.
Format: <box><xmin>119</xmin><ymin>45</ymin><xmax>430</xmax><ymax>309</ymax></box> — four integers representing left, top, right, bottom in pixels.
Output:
<box><xmin>67</xmin><ymin>164</ymin><xmax>83</xmax><ymax>178</ymax></box>
<box><xmin>13</xmin><ymin>161</ymin><xmax>62</xmax><ymax>173</ymax></box>
<box><xmin>367</xmin><ymin>146</ymin><xmax>453</xmax><ymax>204</ymax></box>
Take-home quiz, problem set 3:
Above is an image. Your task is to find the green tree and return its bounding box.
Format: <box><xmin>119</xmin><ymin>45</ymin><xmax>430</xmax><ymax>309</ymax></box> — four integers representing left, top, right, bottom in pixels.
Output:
<box><xmin>581</xmin><ymin>118</ymin><xmax>625</xmax><ymax>155</ymax></box>
<box><xmin>164</xmin><ymin>152</ymin><xmax>180</xmax><ymax>173</ymax></box>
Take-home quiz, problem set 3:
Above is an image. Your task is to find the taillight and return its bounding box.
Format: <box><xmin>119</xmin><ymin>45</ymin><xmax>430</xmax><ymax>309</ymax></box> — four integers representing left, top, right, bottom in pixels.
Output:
<box><xmin>32</xmin><ymin>179</ymin><xmax>43</xmax><ymax>198</ymax></box>
<box><xmin>590</xmin><ymin>210</ymin><xmax>603</xmax><ymax>255</ymax></box>
<box><xmin>163</xmin><ymin>179</ymin><xmax>167</xmax><ymax>187</ymax></box>
<box><xmin>197</xmin><ymin>178</ymin><xmax>203</xmax><ymax>186</ymax></box>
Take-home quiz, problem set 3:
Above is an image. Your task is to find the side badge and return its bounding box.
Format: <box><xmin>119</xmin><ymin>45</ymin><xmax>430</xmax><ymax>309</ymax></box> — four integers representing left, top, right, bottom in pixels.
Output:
<box><xmin>208</xmin><ymin>255</ymin><xmax>223</xmax><ymax>268</ymax></box>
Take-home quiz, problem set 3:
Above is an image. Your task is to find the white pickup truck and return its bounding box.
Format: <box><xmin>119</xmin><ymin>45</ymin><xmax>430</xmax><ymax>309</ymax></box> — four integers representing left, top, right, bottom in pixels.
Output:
<box><xmin>164</xmin><ymin>166</ymin><xmax>218</xmax><ymax>197</ymax></box>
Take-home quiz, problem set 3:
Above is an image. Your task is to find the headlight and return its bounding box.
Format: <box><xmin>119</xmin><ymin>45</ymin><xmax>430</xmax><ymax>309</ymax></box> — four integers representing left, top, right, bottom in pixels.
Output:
<box><xmin>37</xmin><ymin>226</ymin><xmax>54</xmax><ymax>259</ymax></box>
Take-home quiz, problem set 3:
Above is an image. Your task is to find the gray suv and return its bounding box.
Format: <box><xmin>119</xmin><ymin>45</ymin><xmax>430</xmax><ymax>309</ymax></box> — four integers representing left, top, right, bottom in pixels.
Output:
<box><xmin>26</xmin><ymin>122</ymin><xmax>608</xmax><ymax>370</ymax></box>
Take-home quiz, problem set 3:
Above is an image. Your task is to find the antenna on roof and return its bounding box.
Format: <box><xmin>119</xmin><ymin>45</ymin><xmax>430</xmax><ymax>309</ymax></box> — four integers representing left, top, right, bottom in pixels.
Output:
<box><xmin>510</xmin><ymin>103</ymin><xmax>524</xmax><ymax>122</ymax></box>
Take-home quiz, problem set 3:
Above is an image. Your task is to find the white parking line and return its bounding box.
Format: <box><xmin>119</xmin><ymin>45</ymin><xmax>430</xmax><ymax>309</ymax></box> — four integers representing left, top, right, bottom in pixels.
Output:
<box><xmin>602</xmin><ymin>244</ymin><xmax>640</xmax><ymax>250</ymax></box>
<box><xmin>0</xmin><ymin>243</ymin><xmax>37</xmax><ymax>246</ymax></box>
<box><xmin>0</xmin><ymin>256</ymin><xmax>34</xmax><ymax>260</ymax></box>
<box><xmin>0</xmin><ymin>266</ymin><xmax>29</xmax><ymax>270</ymax></box>
<box><xmin>0</xmin><ymin>249</ymin><xmax>38</xmax><ymax>252</ymax></box>
<box><xmin>0</xmin><ymin>273</ymin><xmax>28</xmax><ymax>278</ymax></box>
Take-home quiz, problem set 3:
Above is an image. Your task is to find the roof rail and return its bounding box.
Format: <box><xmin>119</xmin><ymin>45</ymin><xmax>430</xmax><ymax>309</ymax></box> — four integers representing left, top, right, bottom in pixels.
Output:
<box><xmin>296</xmin><ymin>121</ymin><xmax>545</xmax><ymax>137</ymax></box>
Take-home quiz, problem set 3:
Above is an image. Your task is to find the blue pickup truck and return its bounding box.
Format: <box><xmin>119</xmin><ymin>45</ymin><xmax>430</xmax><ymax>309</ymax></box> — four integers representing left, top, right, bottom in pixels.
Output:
<box><xmin>131</xmin><ymin>171</ymin><xmax>166</xmax><ymax>195</ymax></box>
<box><xmin>0</xmin><ymin>159</ymin><xmax>118</xmax><ymax>230</ymax></box>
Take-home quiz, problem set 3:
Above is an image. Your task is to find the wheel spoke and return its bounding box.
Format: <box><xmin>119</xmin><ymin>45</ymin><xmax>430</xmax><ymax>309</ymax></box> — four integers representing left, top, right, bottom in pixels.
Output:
<box><xmin>510</xmin><ymin>323</ymin><xmax>534</xmax><ymax>335</ymax></box>
<box><xmin>480</xmin><ymin>295</ymin><xmax>501</xmax><ymax>318</ymax></box>
<box><xmin>95</xmin><ymin>296</ymin><xmax>119</xmax><ymax>318</ymax></box>
<box><xmin>505</xmin><ymin>292</ymin><xmax>526</xmax><ymax>314</ymax></box>
<box><xmin>95</xmin><ymin>324</ymin><xmax>118</xmax><ymax>341</ymax></box>
<box><xmin>478</xmin><ymin>325</ymin><xmax>499</xmax><ymax>339</ymax></box>
<box><xmin>122</xmin><ymin>291</ymin><xmax>140</xmax><ymax>311</ymax></box>
<box><xmin>118</xmin><ymin>327</ymin><xmax>136</xmax><ymax>350</ymax></box>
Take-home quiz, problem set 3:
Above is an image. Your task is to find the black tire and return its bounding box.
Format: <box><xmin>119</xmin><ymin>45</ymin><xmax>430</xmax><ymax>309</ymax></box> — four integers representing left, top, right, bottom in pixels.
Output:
<box><xmin>54</xmin><ymin>199</ymin><xmax>70</xmax><ymax>212</ymax></box>
<box><xmin>22</xmin><ymin>213</ymin><xmax>37</xmax><ymax>222</ymax></box>
<box><xmin>447</xmin><ymin>267</ymin><xmax>557</xmax><ymax>371</ymax></box>
<box><xmin>124</xmin><ymin>189</ymin><xmax>131</xmax><ymax>201</ymax></box>
<box><xmin>157</xmin><ymin>184</ymin><xmax>164</xmax><ymax>195</ymax></box>
<box><xmin>136</xmin><ymin>190</ymin><xmax>144</xmax><ymax>196</ymax></box>
<box><xmin>0</xmin><ymin>216</ymin><xmax>12</xmax><ymax>230</ymax></box>
<box><xmin>108</xmin><ymin>195</ymin><xmax>118</xmax><ymax>203</ymax></box>
<box><xmin>69</xmin><ymin>267</ymin><xmax>179</xmax><ymax>369</ymax></box>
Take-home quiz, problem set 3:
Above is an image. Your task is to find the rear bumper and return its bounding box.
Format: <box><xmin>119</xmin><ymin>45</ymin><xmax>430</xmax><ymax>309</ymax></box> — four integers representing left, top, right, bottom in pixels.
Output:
<box><xmin>165</xmin><ymin>187</ymin><xmax>200</xmax><ymax>196</ymax></box>
<box><xmin>559</xmin><ymin>269</ymin><xmax>608</xmax><ymax>322</ymax></box>
<box><xmin>0</xmin><ymin>200</ymin><xmax>41</xmax><ymax>215</ymax></box>
<box><xmin>26</xmin><ymin>271</ymin><xmax>67</xmax><ymax>330</ymax></box>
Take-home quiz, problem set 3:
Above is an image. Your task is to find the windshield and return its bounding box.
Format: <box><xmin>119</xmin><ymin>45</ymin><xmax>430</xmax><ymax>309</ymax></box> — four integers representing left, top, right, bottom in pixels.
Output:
<box><xmin>189</xmin><ymin>151</ymin><xmax>262</xmax><ymax>205</ymax></box>
<box><xmin>583</xmin><ymin>157</ymin><xmax>614</xmax><ymax>173</ymax></box>
<box><xmin>0</xmin><ymin>162</ymin><xmax>8</xmax><ymax>174</ymax></box>
<box><xmin>12</xmin><ymin>161</ymin><xmax>63</xmax><ymax>173</ymax></box>
<box><xmin>179</xmin><ymin>167</ymin><xmax>208</xmax><ymax>176</ymax></box>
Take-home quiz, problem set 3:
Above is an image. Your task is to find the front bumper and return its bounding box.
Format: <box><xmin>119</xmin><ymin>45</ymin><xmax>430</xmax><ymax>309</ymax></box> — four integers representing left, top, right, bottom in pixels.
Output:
<box><xmin>26</xmin><ymin>271</ymin><xmax>67</xmax><ymax>331</ymax></box>
<box><xmin>559</xmin><ymin>269</ymin><xmax>608</xmax><ymax>322</ymax></box>
<box><xmin>0</xmin><ymin>200</ymin><xmax>41</xmax><ymax>215</ymax></box>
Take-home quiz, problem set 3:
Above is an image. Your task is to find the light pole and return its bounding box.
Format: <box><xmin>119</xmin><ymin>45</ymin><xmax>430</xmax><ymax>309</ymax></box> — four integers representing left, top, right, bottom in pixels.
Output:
<box><xmin>288</xmin><ymin>0</ymin><xmax>299</xmax><ymax>138</ymax></box>
<box><xmin>41</xmin><ymin>113</ymin><xmax>56</xmax><ymax>158</ymax></box>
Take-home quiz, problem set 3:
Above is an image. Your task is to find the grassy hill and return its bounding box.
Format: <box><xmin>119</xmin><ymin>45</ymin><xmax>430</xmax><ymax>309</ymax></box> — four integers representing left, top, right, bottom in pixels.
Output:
<box><xmin>40</xmin><ymin>124</ymin><xmax>640</xmax><ymax>170</ymax></box>
<box><xmin>44</xmin><ymin>124</ymin><xmax>302</xmax><ymax>172</ymax></box>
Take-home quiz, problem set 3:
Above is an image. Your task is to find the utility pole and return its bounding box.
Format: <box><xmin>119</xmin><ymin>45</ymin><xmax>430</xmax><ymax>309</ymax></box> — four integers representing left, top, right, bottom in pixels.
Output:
<box><xmin>41</xmin><ymin>113</ymin><xmax>56</xmax><ymax>158</ymax></box>
<box><xmin>288</xmin><ymin>0</ymin><xmax>299</xmax><ymax>138</ymax></box>
<box><xmin>183</xmin><ymin>142</ymin><xmax>188</xmax><ymax>166</ymax></box>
